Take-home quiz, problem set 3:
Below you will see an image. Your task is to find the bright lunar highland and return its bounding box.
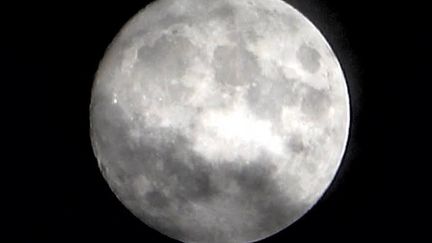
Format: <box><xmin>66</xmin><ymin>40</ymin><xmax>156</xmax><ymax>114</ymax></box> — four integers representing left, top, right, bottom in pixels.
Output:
<box><xmin>90</xmin><ymin>0</ymin><xmax>350</xmax><ymax>242</ymax></box>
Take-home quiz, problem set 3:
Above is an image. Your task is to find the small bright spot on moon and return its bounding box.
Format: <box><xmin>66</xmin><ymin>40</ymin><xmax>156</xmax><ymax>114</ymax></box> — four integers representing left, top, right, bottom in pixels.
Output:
<box><xmin>112</xmin><ymin>93</ymin><xmax>118</xmax><ymax>104</ymax></box>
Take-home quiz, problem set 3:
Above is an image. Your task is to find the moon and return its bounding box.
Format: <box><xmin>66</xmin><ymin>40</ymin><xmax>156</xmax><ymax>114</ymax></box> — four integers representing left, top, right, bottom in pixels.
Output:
<box><xmin>90</xmin><ymin>0</ymin><xmax>350</xmax><ymax>242</ymax></box>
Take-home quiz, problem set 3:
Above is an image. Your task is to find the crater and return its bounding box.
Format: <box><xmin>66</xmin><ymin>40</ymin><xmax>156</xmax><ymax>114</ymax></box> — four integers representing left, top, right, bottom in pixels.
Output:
<box><xmin>246</xmin><ymin>74</ymin><xmax>298</xmax><ymax>121</ymax></box>
<box><xmin>145</xmin><ymin>190</ymin><xmax>170</xmax><ymax>209</ymax></box>
<box><xmin>287</xmin><ymin>134</ymin><xmax>306</xmax><ymax>154</ymax></box>
<box><xmin>296</xmin><ymin>44</ymin><xmax>321</xmax><ymax>73</ymax></box>
<box><xmin>300</xmin><ymin>86</ymin><xmax>331</xmax><ymax>119</ymax></box>
<box><xmin>209</xmin><ymin>3</ymin><xmax>237</xmax><ymax>22</ymax></box>
<box><xmin>212</xmin><ymin>45</ymin><xmax>260</xmax><ymax>87</ymax></box>
<box><xmin>136</xmin><ymin>35</ymin><xmax>195</xmax><ymax>81</ymax></box>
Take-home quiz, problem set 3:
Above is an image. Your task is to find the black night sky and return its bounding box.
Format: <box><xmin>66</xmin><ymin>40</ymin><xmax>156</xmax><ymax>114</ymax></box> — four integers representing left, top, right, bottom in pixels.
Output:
<box><xmin>3</xmin><ymin>0</ymin><xmax>426</xmax><ymax>242</ymax></box>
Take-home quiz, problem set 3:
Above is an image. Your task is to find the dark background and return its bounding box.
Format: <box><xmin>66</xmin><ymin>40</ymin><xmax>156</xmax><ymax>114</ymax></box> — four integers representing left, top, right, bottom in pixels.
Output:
<box><xmin>3</xmin><ymin>0</ymin><xmax>426</xmax><ymax>242</ymax></box>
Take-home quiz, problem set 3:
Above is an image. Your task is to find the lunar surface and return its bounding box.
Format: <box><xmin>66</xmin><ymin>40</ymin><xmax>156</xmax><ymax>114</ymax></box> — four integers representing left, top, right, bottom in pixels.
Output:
<box><xmin>90</xmin><ymin>0</ymin><xmax>350</xmax><ymax>242</ymax></box>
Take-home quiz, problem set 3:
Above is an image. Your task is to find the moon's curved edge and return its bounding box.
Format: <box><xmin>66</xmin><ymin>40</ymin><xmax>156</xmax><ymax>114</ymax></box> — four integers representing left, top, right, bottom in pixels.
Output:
<box><xmin>88</xmin><ymin>0</ymin><xmax>352</xmax><ymax>242</ymax></box>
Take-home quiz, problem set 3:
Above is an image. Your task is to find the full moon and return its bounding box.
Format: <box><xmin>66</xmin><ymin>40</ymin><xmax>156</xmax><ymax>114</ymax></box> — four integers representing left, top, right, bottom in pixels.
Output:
<box><xmin>90</xmin><ymin>0</ymin><xmax>350</xmax><ymax>242</ymax></box>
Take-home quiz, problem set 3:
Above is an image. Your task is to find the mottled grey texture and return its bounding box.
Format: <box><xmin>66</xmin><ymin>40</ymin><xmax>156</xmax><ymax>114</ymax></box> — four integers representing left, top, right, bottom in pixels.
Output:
<box><xmin>90</xmin><ymin>0</ymin><xmax>350</xmax><ymax>242</ymax></box>
<box><xmin>297</xmin><ymin>44</ymin><xmax>322</xmax><ymax>73</ymax></box>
